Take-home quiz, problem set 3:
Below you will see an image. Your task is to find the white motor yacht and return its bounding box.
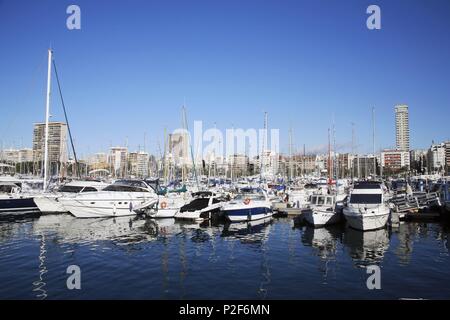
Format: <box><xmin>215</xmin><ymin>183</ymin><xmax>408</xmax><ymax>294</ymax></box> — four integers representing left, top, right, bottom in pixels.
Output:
<box><xmin>34</xmin><ymin>180</ymin><xmax>108</xmax><ymax>213</ymax></box>
<box><xmin>343</xmin><ymin>181</ymin><xmax>390</xmax><ymax>231</ymax></box>
<box><xmin>59</xmin><ymin>179</ymin><xmax>159</xmax><ymax>218</ymax></box>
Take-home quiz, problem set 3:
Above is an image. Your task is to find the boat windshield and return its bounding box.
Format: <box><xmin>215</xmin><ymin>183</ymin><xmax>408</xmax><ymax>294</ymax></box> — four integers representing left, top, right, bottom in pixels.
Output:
<box><xmin>317</xmin><ymin>197</ymin><xmax>325</xmax><ymax>205</ymax></box>
<box><xmin>58</xmin><ymin>185</ymin><xmax>84</xmax><ymax>193</ymax></box>
<box><xmin>0</xmin><ymin>183</ymin><xmax>17</xmax><ymax>193</ymax></box>
<box><xmin>103</xmin><ymin>181</ymin><xmax>150</xmax><ymax>192</ymax></box>
<box><xmin>350</xmin><ymin>194</ymin><xmax>382</xmax><ymax>204</ymax></box>
<box><xmin>235</xmin><ymin>193</ymin><xmax>265</xmax><ymax>201</ymax></box>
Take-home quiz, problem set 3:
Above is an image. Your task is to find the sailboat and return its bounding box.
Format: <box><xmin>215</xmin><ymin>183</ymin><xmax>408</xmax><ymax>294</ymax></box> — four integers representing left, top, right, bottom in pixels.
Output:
<box><xmin>0</xmin><ymin>49</ymin><xmax>57</xmax><ymax>215</ymax></box>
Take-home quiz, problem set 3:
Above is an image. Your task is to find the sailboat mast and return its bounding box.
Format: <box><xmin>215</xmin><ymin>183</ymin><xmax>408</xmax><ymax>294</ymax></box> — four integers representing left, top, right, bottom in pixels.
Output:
<box><xmin>372</xmin><ymin>106</ymin><xmax>376</xmax><ymax>177</ymax></box>
<box><xmin>43</xmin><ymin>49</ymin><xmax>52</xmax><ymax>191</ymax></box>
<box><xmin>288</xmin><ymin>127</ymin><xmax>293</xmax><ymax>181</ymax></box>
<box><xmin>328</xmin><ymin>128</ymin><xmax>331</xmax><ymax>184</ymax></box>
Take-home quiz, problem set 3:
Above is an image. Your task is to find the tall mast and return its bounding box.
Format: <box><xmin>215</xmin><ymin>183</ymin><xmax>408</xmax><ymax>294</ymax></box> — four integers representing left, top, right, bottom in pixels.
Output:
<box><xmin>333</xmin><ymin>118</ymin><xmax>337</xmax><ymax>180</ymax></box>
<box><xmin>303</xmin><ymin>144</ymin><xmax>306</xmax><ymax>177</ymax></box>
<box><xmin>182</xmin><ymin>105</ymin><xmax>198</xmax><ymax>188</ymax></box>
<box><xmin>328</xmin><ymin>128</ymin><xmax>331</xmax><ymax>184</ymax></box>
<box><xmin>43</xmin><ymin>49</ymin><xmax>52</xmax><ymax>191</ymax></box>
<box><xmin>288</xmin><ymin>126</ymin><xmax>293</xmax><ymax>181</ymax></box>
<box><xmin>260</xmin><ymin>112</ymin><xmax>268</xmax><ymax>180</ymax></box>
<box><xmin>372</xmin><ymin>106</ymin><xmax>376</xmax><ymax>177</ymax></box>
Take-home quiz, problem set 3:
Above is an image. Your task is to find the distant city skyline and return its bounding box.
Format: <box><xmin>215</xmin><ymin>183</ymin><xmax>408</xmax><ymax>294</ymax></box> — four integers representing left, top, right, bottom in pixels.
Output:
<box><xmin>1</xmin><ymin>0</ymin><xmax>450</xmax><ymax>157</ymax></box>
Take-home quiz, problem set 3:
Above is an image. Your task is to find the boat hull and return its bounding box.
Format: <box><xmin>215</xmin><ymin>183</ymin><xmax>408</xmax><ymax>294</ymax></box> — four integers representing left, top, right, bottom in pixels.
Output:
<box><xmin>343</xmin><ymin>206</ymin><xmax>390</xmax><ymax>231</ymax></box>
<box><xmin>59</xmin><ymin>192</ymin><xmax>158</xmax><ymax>218</ymax></box>
<box><xmin>303</xmin><ymin>208</ymin><xmax>341</xmax><ymax>227</ymax></box>
<box><xmin>148</xmin><ymin>208</ymin><xmax>179</xmax><ymax>218</ymax></box>
<box><xmin>0</xmin><ymin>197</ymin><xmax>39</xmax><ymax>214</ymax></box>
<box><xmin>224</xmin><ymin>206</ymin><xmax>273</xmax><ymax>222</ymax></box>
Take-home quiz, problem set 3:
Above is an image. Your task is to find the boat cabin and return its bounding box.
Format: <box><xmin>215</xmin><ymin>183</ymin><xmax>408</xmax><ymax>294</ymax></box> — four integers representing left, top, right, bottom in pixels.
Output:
<box><xmin>309</xmin><ymin>194</ymin><xmax>335</xmax><ymax>207</ymax></box>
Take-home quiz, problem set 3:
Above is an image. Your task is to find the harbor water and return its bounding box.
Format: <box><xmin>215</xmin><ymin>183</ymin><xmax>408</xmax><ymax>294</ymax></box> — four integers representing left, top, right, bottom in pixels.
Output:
<box><xmin>0</xmin><ymin>214</ymin><xmax>449</xmax><ymax>299</ymax></box>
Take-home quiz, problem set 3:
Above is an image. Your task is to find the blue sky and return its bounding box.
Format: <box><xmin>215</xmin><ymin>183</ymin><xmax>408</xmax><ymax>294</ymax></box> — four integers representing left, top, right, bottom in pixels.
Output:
<box><xmin>0</xmin><ymin>0</ymin><xmax>449</xmax><ymax>158</ymax></box>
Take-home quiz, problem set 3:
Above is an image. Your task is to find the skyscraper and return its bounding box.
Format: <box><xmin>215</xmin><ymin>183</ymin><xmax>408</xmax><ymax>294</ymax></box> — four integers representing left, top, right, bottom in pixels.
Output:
<box><xmin>395</xmin><ymin>104</ymin><xmax>410</xmax><ymax>151</ymax></box>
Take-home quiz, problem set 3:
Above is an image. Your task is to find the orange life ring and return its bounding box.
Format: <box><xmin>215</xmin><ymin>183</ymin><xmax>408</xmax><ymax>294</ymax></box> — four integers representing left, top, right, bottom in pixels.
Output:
<box><xmin>160</xmin><ymin>201</ymin><xmax>167</xmax><ymax>209</ymax></box>
<box><xmin>244</xmin><ymin>198</ymin><xmax>251</xmax><ymax>205</ymax></box>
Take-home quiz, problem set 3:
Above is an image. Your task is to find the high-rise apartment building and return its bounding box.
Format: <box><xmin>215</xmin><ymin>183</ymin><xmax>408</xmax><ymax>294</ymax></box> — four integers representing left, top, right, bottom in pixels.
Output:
<box><xmin>32</xmin><ymin>122</ymin><xmax>68</xmax><ymax>163</ymax></box>
<box><xmin>395</xmin><ymin>104</ymin><xmax>410</xmax><ymax>151</ymax></box>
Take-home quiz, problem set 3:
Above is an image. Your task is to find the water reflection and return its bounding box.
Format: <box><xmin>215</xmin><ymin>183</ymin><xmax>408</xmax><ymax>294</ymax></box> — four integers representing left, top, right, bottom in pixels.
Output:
<box><xmin>2</xmin><ymin>213</ymin><xmax>450</xmax><ymax>299</ymax></box>
<box><xmin>32</xmin><ymin>233</ymin><xmax>47</xmax><ymax>300</ymax></box>
<box><xmin>301</xmin><ymin>225</ymin><xmax>343</xmax><ymax>260</ymax></box>
<box><xmin>221</xmin><ymin>218</ymin><xmax>273</xmax><ymax>244</ymax></box>
<box><xmin>33</xmin><ymin>214</ymin><xmax>195</xmax><ymax>245</ymax></box>
<box><xmin>343</xmin><ymin>227</ymin><xmax>390</xmax><ymax>266</ymax></box>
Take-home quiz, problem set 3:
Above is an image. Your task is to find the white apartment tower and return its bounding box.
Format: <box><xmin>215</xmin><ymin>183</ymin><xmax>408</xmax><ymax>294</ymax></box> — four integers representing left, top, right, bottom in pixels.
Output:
<box><xmin>395</xmin><ymin>104</ymin><xmax>410</xmax><ymax>151</ymax></box>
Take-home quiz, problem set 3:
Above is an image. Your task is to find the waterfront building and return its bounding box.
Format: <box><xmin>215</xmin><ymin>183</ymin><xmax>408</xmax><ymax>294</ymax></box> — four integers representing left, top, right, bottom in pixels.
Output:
<box><xmin>352</xmin><ymin>155</ymin><xmax>378</xmax><ymax>178</ymax></box>
<box><xmin>109</xmin><ymin>146</ymin><xmax>128</xmax><ymax>178</ymax></box>
<box><xmin>292</xmin><ymin>154</ymin><xmax>317</xmax><ymax>175</ymax></box>
<box><xmin>395</xmin><ymin>104</ymin><xmax>410</xmax><ymax>151</ymax></box>
<box><xmin>446</xmin><ymin>141</ymin><xmax>450</xmax><ymax>176</ymax></box>
<box><xmin>32</xmin><ymin>122</ymin><xmax>68</xmax><ymax>163</ymax></box>
<box><xmin>129</xmin><ymin>151</ymin><xmax>149</xmax><ymax>178</ymax></box>
<box><xmin>18</xmin><ymin>148</ymin><xmax>33</xmax><ymax>163</ymax></box>
<box><xmin>228</xmin><ymin>154</ymin><xmax>249</xmax><ymax>177</ymax></box>
<box><xmin>32</xmin><ymin>122</ymin><xmax>68</xmax><ymax>175</ymax></box>
<box><xmin>410</xmin><ymin>149</ymin><xmax>428</xmax><ymax>174</ymax></box>
<box><xmin>427</xmin><ymin>142</ymin><xmax>446</xmax><ymax>174</ymax></box>
<box><xmin>260</xmin><ymin>150</ymin><xmax>279</xmax><ymax>177</ymax></box>
<box><xmin>169</xmin><ymin>131</ymin><xmax>190</xmax><ymax>166</ymax></box>
<box><xmin>1</xmin><ymin>149</ymin><xmax>19</xmax><ymax>163</ymax></box>
<box><xmin>381</xmin><ymin>149</ymin><xmax>410</xmax><ymax>173</ymax></box>
<box><xmin>336</xmin><ymin>153</ymin><xmax>354</xmax><ymax>178</ymax></box>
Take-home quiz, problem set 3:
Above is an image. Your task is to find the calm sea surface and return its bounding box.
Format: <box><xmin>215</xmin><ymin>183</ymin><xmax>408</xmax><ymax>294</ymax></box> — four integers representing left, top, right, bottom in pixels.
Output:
<box><xmin>0</xmin><ymin>213</ymin><xmax>449</xmax><ymax>299</ymax></box>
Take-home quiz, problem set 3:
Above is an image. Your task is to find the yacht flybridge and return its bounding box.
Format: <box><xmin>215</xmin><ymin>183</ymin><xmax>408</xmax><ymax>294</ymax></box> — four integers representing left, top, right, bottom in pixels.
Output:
<box><xmin>59</xmin><ymin>179</ymin><xmax>159</xmax><ymax>218</ymax></box>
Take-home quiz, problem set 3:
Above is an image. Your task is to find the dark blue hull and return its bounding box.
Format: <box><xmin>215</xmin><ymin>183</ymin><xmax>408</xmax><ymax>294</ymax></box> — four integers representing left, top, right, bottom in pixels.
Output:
<box><xmin>0</xmin><ymin>197</ymin><xmax>39</xmax><ymax>214</ymax></box>
<box><xmin>224</xmin><ymin>207</ymin><xmax>270</xmax><ymax>216</ymax></box>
